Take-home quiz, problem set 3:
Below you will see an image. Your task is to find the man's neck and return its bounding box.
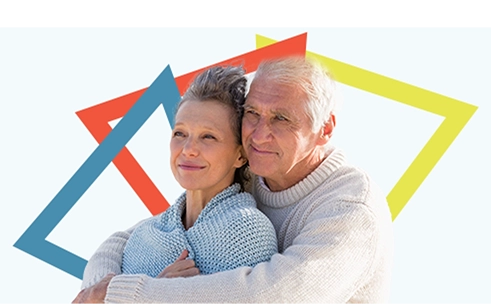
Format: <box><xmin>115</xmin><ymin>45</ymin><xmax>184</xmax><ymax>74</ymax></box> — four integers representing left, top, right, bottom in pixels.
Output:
<box><xmin>264</xmin><ymin>147</ymin><xmax>329</xmax><ymax>192</ymax></box>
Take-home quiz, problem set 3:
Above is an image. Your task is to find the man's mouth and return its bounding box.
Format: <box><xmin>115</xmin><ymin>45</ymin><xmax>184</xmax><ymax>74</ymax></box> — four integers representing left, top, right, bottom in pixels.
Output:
<box><xmin>250</xmin><ymin>144</ymin><xmax>275</xmax><ymax>155</ymax></box>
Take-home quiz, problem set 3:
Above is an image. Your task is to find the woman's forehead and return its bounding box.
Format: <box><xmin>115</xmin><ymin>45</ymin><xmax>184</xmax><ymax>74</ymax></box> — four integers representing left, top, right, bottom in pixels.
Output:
<box><xmin>175</xmin><ymin>100</ymin><xmax>234</xmax><ymax>129</ymax></box>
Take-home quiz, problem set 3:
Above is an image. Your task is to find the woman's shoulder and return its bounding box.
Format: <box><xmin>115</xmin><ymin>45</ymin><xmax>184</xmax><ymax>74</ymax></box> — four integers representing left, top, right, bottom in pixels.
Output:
<box><xmin>131</xmin><ymin>199</ymin><xmax>183</xmax><ymax>233</ymax></box>
<box><xmin>219</xmin><ymin>192</ymin><xmax>274</xmax><ymax>229</ymax></box>
<box><xmin>219</xmin><ymin>191</ymin><xmax>264</xmax><ymax>216</ymax></box>
<box><xmin>207</xmin><ymin>185</ymin><xmax>257</xmax><ymax>213</ymax></box>
<box><xmin>219</xmin><ymin>193</ymin><xmax>278</xmax><ymax>255</ymax></box>
<box><xmin>227</xmin><ymin>190</ymin><xmax>257</xmax><ymax>207</ymax></box>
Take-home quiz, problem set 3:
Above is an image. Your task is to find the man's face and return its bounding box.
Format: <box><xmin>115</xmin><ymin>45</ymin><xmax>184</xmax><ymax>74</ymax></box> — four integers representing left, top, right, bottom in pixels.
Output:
<box><xmin>242</xmin><ymin>78</ymin><xmax>324</xmax><ymax>191</ymax></box>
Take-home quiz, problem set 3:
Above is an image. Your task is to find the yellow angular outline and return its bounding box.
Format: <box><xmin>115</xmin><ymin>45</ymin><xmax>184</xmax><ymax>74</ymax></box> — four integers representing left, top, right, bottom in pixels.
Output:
<box><xmin>256</xmin><ymin>34</ymin><xmax>478</xmax><ymax>220</ymax></box>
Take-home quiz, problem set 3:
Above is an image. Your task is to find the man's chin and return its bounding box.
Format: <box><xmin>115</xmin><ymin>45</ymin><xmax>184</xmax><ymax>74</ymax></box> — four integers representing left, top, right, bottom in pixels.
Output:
<box><xmin>248</xmin><ymin>163</ymin><xmax>275</xmax><ymax>178</ymax></box>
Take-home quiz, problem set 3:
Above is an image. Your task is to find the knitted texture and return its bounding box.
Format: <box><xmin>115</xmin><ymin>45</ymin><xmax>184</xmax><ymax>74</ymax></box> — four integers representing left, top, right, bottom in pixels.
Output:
<box><xmin>82</xmin><ymin>145</ymin><xmax>394</xmax><ymax>303</ymax></box>
<box><xmin>121</xmin><ymin>184</ymin><xmax>278</xmax><ymax>277</ymax></box>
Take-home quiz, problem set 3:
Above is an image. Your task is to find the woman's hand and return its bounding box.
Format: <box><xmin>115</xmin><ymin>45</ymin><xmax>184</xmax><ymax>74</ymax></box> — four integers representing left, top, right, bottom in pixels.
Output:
<box><xmin>157</xmin><ymin>249</ymin><xmax>200</xmax><ymax>278</ymax></box>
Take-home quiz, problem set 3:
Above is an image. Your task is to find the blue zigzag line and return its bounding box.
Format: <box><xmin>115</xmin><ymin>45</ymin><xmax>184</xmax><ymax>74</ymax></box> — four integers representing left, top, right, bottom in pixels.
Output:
<box><xmin>14</xmin><ymin>65</ymin><xmax>181</xmax><ymax>279</ymax></box>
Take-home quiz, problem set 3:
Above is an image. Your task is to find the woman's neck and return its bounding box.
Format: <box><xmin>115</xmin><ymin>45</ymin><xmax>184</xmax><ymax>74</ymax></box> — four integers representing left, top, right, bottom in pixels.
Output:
<box><xmin>182</xmin><ymin>190</ymin><xmax>214</xmax><ymax>230</ymax></box>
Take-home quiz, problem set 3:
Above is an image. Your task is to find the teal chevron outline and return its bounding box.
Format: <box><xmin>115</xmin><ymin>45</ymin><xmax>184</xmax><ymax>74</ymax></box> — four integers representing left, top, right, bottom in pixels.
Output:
<box><xmin>13</xmin><ymin>65</ymin><xmax>181</xmax><ymax>279</ymax></box>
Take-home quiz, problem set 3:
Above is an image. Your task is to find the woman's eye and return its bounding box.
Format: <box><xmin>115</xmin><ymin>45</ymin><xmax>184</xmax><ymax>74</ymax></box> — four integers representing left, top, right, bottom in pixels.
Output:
<box><xmin>203</xmin><ymin>134</ymin><xmax>216</xmax><ymax>140</ymax></box>
<box><xmin>173</xmin><ymin>131</ymin><xmax>185</xmax><ymax>137</ymax></box>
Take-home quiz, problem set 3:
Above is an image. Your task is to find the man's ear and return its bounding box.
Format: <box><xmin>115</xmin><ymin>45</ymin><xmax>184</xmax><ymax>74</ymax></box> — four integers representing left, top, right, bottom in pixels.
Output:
<box><xmin>317</xmin><ymin>114</ymin><xmax>336</xmax><ymax>145</ymax></box>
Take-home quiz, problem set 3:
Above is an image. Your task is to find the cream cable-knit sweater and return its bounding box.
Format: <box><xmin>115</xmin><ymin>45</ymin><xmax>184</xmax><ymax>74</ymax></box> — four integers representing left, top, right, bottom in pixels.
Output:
<box><xmin>82</xmin><ymin>146</ymin><xmax>394</xmax><ymax>303</ymax></box>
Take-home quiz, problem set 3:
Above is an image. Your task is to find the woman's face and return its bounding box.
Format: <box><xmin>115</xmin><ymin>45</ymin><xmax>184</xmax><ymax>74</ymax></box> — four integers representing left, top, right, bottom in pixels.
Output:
<box><xmin>170</xmin><ymin>100</ymin><xmax>244</xmax><ymax>196</ymax></box>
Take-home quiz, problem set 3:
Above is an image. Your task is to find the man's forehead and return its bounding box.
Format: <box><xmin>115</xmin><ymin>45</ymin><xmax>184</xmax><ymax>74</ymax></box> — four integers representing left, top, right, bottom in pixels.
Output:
<box><xmin>246</xmin><ymin>80</ymin><xmax>304</xmax><ymax>105</ymax></box>
<box><xmin>244</xmin><ymin>99</ymin><xmax>306</xmax><ymax>120</ymax></box>
<box><xmin>247</xmin><ymin>79</ymin><xmax>305</xmax><ymax>100</ymax></box>
<box><xmin>249</xmin><ymin>78</ymin><xmax>298</xmax><ymax>94</ymax></box>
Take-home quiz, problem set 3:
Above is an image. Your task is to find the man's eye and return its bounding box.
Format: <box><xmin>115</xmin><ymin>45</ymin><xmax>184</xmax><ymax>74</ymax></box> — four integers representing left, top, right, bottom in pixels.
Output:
<box><xmin>275</xmin><ymin>114</ymin><xmax>287</xmax><ymax>121</ymax></box>
<box><xmin>245</xmin><ymin>109</ymin><xmax>258</xmax><ymax>115</ymax></box>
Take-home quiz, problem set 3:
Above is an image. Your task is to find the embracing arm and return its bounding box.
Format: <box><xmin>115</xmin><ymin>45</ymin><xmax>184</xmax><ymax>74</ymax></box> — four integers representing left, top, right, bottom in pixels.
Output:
<box><xmin>81</xmin><ymin>220</ymin><xmax>145</xmax><ymax>289</ymax></box>
<box><xmin>104</xmin><ymin>202</ymin><xmax>387</xmax><ymax>303</ymax></box>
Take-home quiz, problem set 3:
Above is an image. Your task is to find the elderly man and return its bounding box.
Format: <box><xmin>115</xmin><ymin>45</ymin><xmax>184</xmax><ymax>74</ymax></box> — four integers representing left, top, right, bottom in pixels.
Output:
<box><xmin>73</xmin><ymin>57</ymin><xmax>394</xmax><ymax>303</ymax></box>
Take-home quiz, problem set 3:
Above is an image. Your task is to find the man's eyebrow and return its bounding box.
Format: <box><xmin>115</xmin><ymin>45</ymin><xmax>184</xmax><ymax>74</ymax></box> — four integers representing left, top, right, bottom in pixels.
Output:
<box><xmin>243</xmin><ymin>104</ymin><xmax>291</xmax><ymax>115</ymax></box>
<box><xmin>271</xmin><ymin>108</ymin><xmax>291</xmax><ymax>115</ymax></box>
<box><xmin>272</xmin><ymin>109</ymin><xmax>293</xmax><ymax>119</ymax></box>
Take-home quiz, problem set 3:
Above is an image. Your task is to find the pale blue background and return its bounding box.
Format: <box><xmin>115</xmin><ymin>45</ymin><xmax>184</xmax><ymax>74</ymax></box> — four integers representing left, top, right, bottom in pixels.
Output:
<box><xmin>1</xmin><ymin>28</ymin><xmax>490</xmax><ymax>303</ymax></box>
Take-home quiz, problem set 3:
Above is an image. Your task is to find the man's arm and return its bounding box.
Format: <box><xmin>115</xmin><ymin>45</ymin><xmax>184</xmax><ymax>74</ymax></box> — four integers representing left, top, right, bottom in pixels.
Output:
<box><xmin>103</xmin><ymin>202</ymin><xmax>383</xmax><ymax>303</ymax></box>
<box><xmin>81</xmin><ymin>219</ymin><xmax>146</xmax><ymax>289</ymax></box>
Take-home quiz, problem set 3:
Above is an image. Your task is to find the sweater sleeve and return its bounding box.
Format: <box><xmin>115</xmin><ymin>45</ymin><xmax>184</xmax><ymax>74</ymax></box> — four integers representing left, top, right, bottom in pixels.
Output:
<box><xmin>104</xmin><ymin>201</ymin><xmax>381</xmax><ymax>303</ymax></box>
<box><xmin>81</xmin><ymin>219</ymin><xmax>147</xmax><ymax>289</ymax></box>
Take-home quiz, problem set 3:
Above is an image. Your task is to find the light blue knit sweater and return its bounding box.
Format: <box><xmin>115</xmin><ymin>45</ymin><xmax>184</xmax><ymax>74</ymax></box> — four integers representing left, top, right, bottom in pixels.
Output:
<box><xmin>121</xmin><ymin>184</ymin><xmax>278</xmax><ymax>277</ymax></box>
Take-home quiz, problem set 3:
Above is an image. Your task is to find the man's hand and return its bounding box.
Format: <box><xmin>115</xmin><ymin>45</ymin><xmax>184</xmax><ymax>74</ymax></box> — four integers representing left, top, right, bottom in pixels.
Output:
<box><xmin>72</xmin><ymin>273</ymin><xmax>115</xmax><ymax>303</ymax></box>
<box><xmin>157</xmin><ymin>249</ymin><xmax>200</xmax><ymax>278</ymax></box>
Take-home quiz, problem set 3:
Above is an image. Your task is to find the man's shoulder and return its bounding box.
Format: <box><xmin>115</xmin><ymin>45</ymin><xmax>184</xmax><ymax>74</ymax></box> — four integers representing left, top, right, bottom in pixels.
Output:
<box><xmin>305</xmin><ymin>162</ymin><xmax>393</xmax><ymax>227</ymax></box>
<box><xmin>310</xmin><ymin>147</ymin><xmax>375</xmax><ymax>202</ymax></box>
<box><xmin>313</xmin><ymin>162</ymin><xmax>387</xmax><ymax>209</ymax></box>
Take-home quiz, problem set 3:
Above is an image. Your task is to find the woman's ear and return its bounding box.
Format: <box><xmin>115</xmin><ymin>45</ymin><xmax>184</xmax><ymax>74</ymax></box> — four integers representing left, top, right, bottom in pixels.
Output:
<box><xmin>234</xmin><ymin>148</ymin><xmax>248</xmax><ymax>168</ymax></box>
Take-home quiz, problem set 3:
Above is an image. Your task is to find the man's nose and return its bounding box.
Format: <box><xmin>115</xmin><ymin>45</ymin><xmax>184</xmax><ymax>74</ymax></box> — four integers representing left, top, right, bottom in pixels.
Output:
<box><xmin>250</xmin><ymin>118</ymin><xmax>273</xmax><ymax>144</ymax></box>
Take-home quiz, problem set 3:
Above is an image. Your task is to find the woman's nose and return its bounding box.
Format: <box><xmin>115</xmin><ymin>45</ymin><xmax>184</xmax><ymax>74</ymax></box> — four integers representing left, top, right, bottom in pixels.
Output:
<box><xmin>182</xmin><ymin>138</ymin><xmax>199</xmax><ymax>157</ymax></box>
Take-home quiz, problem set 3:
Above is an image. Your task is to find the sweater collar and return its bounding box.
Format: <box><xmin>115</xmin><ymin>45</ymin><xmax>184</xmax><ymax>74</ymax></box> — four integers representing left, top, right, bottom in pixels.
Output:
<box><xmin>174</xmin><ymin>183</ymin><xmax>241</xmax><ymax>225</ymax></box>
<box><xmin>253</xmin><ymin>145</ymin><xmax>345</xmax><ymax>209</ymax></box>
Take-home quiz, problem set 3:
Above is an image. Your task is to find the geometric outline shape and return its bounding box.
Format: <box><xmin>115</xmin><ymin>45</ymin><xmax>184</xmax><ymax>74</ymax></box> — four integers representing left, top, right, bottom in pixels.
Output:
<box><xmin>13</xmin><ymin>65</ymin><xmax>181</xmax><ymax>279</ymax></box>
<box><xmin>256</xmin><ymin>34</ymin><xmax>479</xmax><ymax>221</ymax></box>
<box><xmin>14</xmin><ymin>33</ymin><xmax>308</xmax><ymax>279</ymax></box>
<box><xmin>75</xmin><ymin>33</ymin><xmax>308</xmax><ymax>216</ymax></box>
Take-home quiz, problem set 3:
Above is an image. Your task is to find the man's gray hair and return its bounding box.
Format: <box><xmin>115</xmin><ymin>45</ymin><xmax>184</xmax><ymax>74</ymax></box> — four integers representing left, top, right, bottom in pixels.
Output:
<box><xmin>253</xmin><ymin>56</ymin><xmax>340</xmax><ymax>132</ymax></box>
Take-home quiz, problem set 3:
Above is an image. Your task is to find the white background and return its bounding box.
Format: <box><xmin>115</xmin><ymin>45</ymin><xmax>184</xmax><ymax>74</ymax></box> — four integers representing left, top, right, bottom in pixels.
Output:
<box><xmin>1</xmin><ymin>4</ymin><xmax>490</xmax><ymax>303</ymax></box>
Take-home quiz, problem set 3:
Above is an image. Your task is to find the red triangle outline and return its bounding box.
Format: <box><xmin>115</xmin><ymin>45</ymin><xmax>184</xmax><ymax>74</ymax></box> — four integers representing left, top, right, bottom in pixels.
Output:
<box><xmin>75</xmin><ymin>33</ymin><xmax>307</xmax><ymax>216</ymax></box>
